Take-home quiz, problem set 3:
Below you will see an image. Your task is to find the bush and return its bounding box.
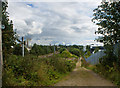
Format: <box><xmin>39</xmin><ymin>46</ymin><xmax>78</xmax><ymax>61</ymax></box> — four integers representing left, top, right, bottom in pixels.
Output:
<box><xmin>85</xmin><ymin>50</ymin><xmax>91</xmax><ymax>58</ymax></box>
<box><xmin>81</xmin><ymin>57</ymin><xmax>89</xmax><ymax>68</ymax></box>
<box><xmin>90</xmin><ymin>64</ymin><xmax>120</xmax><ymax>87</ymax></box>
<box><xmin>59</xmin><ymin>48</ymin><xmax>66</xmax><ymax>53</ymax></box>
<box><xmin>61</xmin><ymin>50</ymin><xmax>72</xmax><ymax>58</ymax></box>
<box><xmin>69</xmin><ymin>48</ymin><xmax>80</xmax><ymax>57</ymax></box>
<box><xmin>99</xmin><ymin>55</ymin><xmax>117</xmax><ymax>68</ymax></box>
<box><xmin>13</xmin><ymin>44</ymin><xmax>29</xmax><ymax>56</ymax></box>
<box><xmin>3</xmin><ymin>54</ymin><xmax>76</xmax><ymax>86</ymax></box>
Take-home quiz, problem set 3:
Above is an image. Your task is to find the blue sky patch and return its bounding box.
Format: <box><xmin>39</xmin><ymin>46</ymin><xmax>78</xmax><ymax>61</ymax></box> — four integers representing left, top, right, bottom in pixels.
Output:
<box><xmin>27</xmin><ymin>4</ymin><xmax>34</xmax><ymax>7</ymax></box>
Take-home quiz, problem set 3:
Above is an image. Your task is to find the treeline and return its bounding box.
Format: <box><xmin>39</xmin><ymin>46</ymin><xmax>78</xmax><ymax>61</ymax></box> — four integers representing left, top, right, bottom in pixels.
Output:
<box><xmin>58</xmin><ymin>45</ymin><xmax>84</xmax><ymax>57</ymax></box>
<box><xmin>13</xmin><ymin>43</ymin><xmax>58</xmax><ymax>56</ymax></box>
<box><xmin>30</xmin><ymin>44</ymin><xmax>58</xmax><ymax>56</ymax></box>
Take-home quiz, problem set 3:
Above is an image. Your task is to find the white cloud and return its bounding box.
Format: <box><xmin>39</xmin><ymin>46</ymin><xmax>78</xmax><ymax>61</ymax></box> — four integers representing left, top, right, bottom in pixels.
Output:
<box><xmin>8</xmin><ymin>1</ymin><xmax>103</xmax><ymax>45</ymax></box>
<box><xmin>8</xmin><ymin>0</ymin><xmax>102</xmax><ymax>3</ymax></box>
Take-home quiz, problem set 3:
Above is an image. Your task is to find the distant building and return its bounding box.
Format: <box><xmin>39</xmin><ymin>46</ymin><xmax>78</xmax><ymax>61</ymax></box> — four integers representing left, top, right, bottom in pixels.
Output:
<box><xmin>25</xmin><ymin>39</ymin><xmax>32</xmax><ymax>51</ymax></box>
<box><xmin>102</xmin><ymin>0</ymin><xmax>119</xmax><ymax>2</ymax></box>
<box><xmin>90</xmin><ymin>46</ymin><xmax>105</xmax><ymax>54</ymax></box>
<box><xmin>83</xmin><ymin>46</ymin><xmax>86</xmax><ymax>51</ymax></box>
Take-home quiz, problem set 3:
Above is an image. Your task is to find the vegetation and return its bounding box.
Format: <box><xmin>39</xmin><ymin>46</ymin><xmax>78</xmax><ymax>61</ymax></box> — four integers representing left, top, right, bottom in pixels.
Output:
<box><xmin>90</xmin><ymin>1</ymin><xmax>120</xmax><ymax>87</ymax></box>
<box><xmin>3</xmin><ymin>0</ymin><xmax>120</xmax><ymax>87</ymax></box>
<box><xmin>13</xmin><ymin>44</ymin><xmax>29</xmax><ymax>56</ymax></box>
<box><xmin>1</xmin><ymin>1</ymin><xmax>78</xmax><ymax>86</ymax></box>
<box><xmin>86</xmin><ymin>45</ymin><xmax>90</xmax><ymax>51</ymax></box>
<box><xmin>81</xmin><ymin>57</ymin><xmax>89</xmax><ymax>68</ymax></box>
<box><xmin>94</xmin><ymin>47</ymin><xmax>99</xmax><ymax>53</ymax></box>
<box><xmin>85</xmin><ymin>64</ymin><xmax>120</xmax><ymax>87</ymax></box>
<box><xmin>2</xmin><ymin>1</ymin><xmax>17</xmax><ymax>58</ymax></box>
<box><xmin>69</xmin><ymin>48</ymin><xmax>80</xmax><ymax>57</ymax></box>
<box><xmin>59</xmin><ymin>48</ymin><xmax>67</xmax><ymax>53</ymax></box>
<box><xmin>92</xmin><ymin>1</ymin><xmax>120</xmax><ymax>45</ymax></box>
<box><xmin>30</xmin><ymin>44</ymin><xmax>58</xmax><ymax>56</ymax></box>
<box><xmin>61</xmin><ymin>49</ymin><xmax>78</xmax><ymax>59</ymax></box>
<box><xmin>84</xmin><ymin>50</ymin><xmax>91</xmax><ymax>58</ymax></box>
<box><xmin>3</xmin><ymin>52</ymin><xmax>77</xmax><ymax>86</ymax></box>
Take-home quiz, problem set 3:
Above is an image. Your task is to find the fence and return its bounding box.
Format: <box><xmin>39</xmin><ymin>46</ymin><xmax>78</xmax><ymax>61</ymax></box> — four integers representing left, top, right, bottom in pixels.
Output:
<box><xmin>84</xmin><ymin>43</ymin><xmax>120</xmax><ymax>65</ymax></box>
<box><xmin>84</xmin><ymin>50</ymin><xmax>106</xmax><ymax>65</ymax></box>
<box><xmin>113</xmin><ymin>43</ymin><xmax>120</xmax><ymax>58</ymax></box>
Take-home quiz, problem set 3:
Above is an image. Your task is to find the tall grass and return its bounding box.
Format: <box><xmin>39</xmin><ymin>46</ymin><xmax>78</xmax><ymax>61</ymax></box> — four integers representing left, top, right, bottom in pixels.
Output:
<box><xmin>3</xmin><ymin>53</ymin><xmax>77</xmax><ymax>86</ymax></box>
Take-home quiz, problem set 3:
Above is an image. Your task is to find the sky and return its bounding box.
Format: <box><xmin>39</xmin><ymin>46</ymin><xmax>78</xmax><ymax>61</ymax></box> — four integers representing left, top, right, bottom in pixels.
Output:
<box><xmin>8</xmin><ymin>0</ymin><xmax>103</xmax><ymax>46</ymax></box>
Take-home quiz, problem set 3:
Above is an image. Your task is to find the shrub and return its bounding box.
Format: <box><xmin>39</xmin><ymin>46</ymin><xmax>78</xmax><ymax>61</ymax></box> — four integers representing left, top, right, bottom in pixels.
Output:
<box><xmin>69</xmin><ymin>48</ymin><xmax>80</xmax><ymax>57</ymax></box>
<box><xmin>3</xmin><ymin>53</ymin><xmax>76</xmax><ymax>86</ymax></box>
<box><xmin>13</xmin><ymin>44</ymin><xmax>29</xmax><ymax>56</ymax></box>
<box><xmin>59</xmin><ymin>48</ymin><xmax>66</xmax><ymax>53</ymax></box>
<box><xmin>61</xmin><ymin>50</ymin><xmax>72</xmax><ymax>58</ymax></box>
<box><xmin>85</xmin><ymin>50</ymin><xmax>91</xmax><ymax>58</ymax></box>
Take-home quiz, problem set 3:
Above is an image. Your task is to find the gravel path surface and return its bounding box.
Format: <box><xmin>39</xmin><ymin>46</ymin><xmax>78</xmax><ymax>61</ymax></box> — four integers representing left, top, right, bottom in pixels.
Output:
<box><xmin>54</xmin><ymin>60</ymin><xmax>115</xmax><ymax>86</ymax></box>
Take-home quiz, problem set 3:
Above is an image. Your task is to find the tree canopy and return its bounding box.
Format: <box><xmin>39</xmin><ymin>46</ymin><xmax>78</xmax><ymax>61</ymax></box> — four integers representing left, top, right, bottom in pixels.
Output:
<box><xmin>92</xmin><ymin>1</ymin><xmax>120</xmax><ymax>45</ymax></box>
<box><xmin>2</xmin><ymin>1</ymin><xmax>17</xmax><ymax>57</ymax></box>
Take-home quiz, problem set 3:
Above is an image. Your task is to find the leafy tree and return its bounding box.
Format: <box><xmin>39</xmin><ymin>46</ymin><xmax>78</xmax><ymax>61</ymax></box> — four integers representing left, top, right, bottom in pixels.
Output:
<box><xmin>2</xmin><ymin>1</ymin><xmax>17</xmax><ymax>57</ymax></box>
<box><xmin>69</xmin><ymin>48</ymin><xmax>80</xmax><ymax>57</ymax></box>
<box><xmin>59</xmin><ymin>48</ymin><xmax>66</xmax><ymax>53</ymax></box>
<box><xmin>30</xmin><ymin>44</ymin><xmax>41</xmax><ymax>57</ymax></box>
<box><xmin>13</xmin><ymin>44</ymin><xmax>29</xmax><ymax>56</ymax></box>
<box><xmin>92</xmin><ymin>1</ymin><xmax>120</xmax><ymax>71</ymax></box>
<box><xmin>92</xmin><ymin>1</ymin><xmax>120</xmax><ymax>45</ymax></box>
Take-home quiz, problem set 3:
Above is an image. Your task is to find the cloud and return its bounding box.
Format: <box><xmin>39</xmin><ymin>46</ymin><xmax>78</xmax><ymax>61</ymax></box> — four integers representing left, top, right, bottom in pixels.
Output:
<box><xmin>8</xmin><ymin>0</ymin><xmax>102</xmax><ymax>3</ymax></box>
<box><xmin>8</xmin><ymin>1</ymin><xmax>103</xmax><ymax>45</ymax></box>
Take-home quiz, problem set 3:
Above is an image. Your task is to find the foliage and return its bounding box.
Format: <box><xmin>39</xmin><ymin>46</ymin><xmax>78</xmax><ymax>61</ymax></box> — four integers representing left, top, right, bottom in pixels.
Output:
<box><xmin>60</xmin><ymin>50</ymin><xmax>78</xmax><ymax>60</ymax></box>
<box><xmin>61</xmin><ymin>50</ymin><xmax>72</xmax><ymax>58</ymax></box>
<box><xmin>67</xmin><ymin>45</ymin><xmax>83</xmax><ymax>51</ymax></box>
<box><xmin>86</xmin><ymin>45</ymin><xmax>90</xmax><ymax>51</ymax></box>
<box><xmin>69</xmin><ymin>48</ymin><xmax>80</xmax><ymax>57</ymax></box>
<box><xmin>92</xmin><ymin>1</ymin><xmax>120</xmax><ymax>45</ymax></box>
<box><xmin>30</xmin><ymin>44</ymin><xmax>56</xmax><ymax>56</ymax></box>
<box><xmin>3</xmin><ymin>54</ymin><xmax>76</xmax><ymax>86</ymax></box>
<box><xmin>94</xmin><ymin>47</ymin><xmax>99</xmax><ymax>53</ymax></box>
<box><xmin>85</xmin><ymin>50</ymin><xmax>91</xmax><ymax>58</ymax></box>
<box><xmin>13</xmin><ymin>44</ymin><xmax>29</xmax><ymax>56</ymax></box>
<box><xmin>2</xmin><ymin>1</ymin><xmax>17</xmax><ymax>58</ymax></box>
<box><xmin>91</xmin><ymin>64</ymin><xmax>120</xmax><ymax>87</ymax></box>
<box><xmin>81</xmin><ymin>57</ymin><xmax>89</xmax><ymax>68</ymax></box>
<box><xmin>59</xmin><ymin>48</ymin><xmax>66</xmax><ymax>53</ymax></box>
<box><xmin>80</xmin><ymin>50</ymin><xmax>85</xmax><ymax>57</ymax></box>
<box><xmin>82</xmin><ymin>62</ymin><xmax>120</xmax><ymax>87</ymax></box>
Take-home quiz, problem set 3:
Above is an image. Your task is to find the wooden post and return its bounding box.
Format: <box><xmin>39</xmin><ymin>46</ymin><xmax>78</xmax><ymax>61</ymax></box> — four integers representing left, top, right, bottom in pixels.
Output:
<box><xmin>22</xmin><ymin>37</ymin><xmax>24</xmax><ymax>57</ymax></box>
<box><xmin>54</xmin><ymin>44</ymin><xmax>55</xmax><ymax>54</ymax></box>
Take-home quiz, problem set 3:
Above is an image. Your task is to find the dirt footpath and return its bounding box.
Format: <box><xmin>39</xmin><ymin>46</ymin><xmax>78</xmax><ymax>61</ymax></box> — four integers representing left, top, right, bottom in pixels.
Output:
<box><xmin>54</xmin><ymin>60</ymin><xmax>115</xmax><ymax>86</ymax></box>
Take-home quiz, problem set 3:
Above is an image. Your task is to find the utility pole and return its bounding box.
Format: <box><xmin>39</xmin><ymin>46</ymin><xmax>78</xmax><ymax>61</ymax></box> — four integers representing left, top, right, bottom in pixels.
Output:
<box><xmin>22</xmin><ymin>37</ymin><xmax>24</xmax><ymax>57</ymax></box>
<box><xmin>0</xmin><ymin>1</ymin><xmax>7</xmax><ymax>87</ymax></box>
<box><xmin>0</xmin><ymin>0</ymin><xmax>2</xmax><ymax>66</ymax></box>
<box><xmin>0</xmin><ymin>0</ymin><xmax>3</xmax><ymax>88</ymax></box>
<box><xmin>54</xmin><ymin>44</ymin><xmax>55</xmax><ymax>54</ymax></box>
<box><xmin>0</xmin><ymin>21</ymin><xmax>2</xmax><ymax>67</ymax></box>
<box><xmin>0</xmin><ymin>21</ymin><xmax>2</xmax><ymax>88</ymax></box>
